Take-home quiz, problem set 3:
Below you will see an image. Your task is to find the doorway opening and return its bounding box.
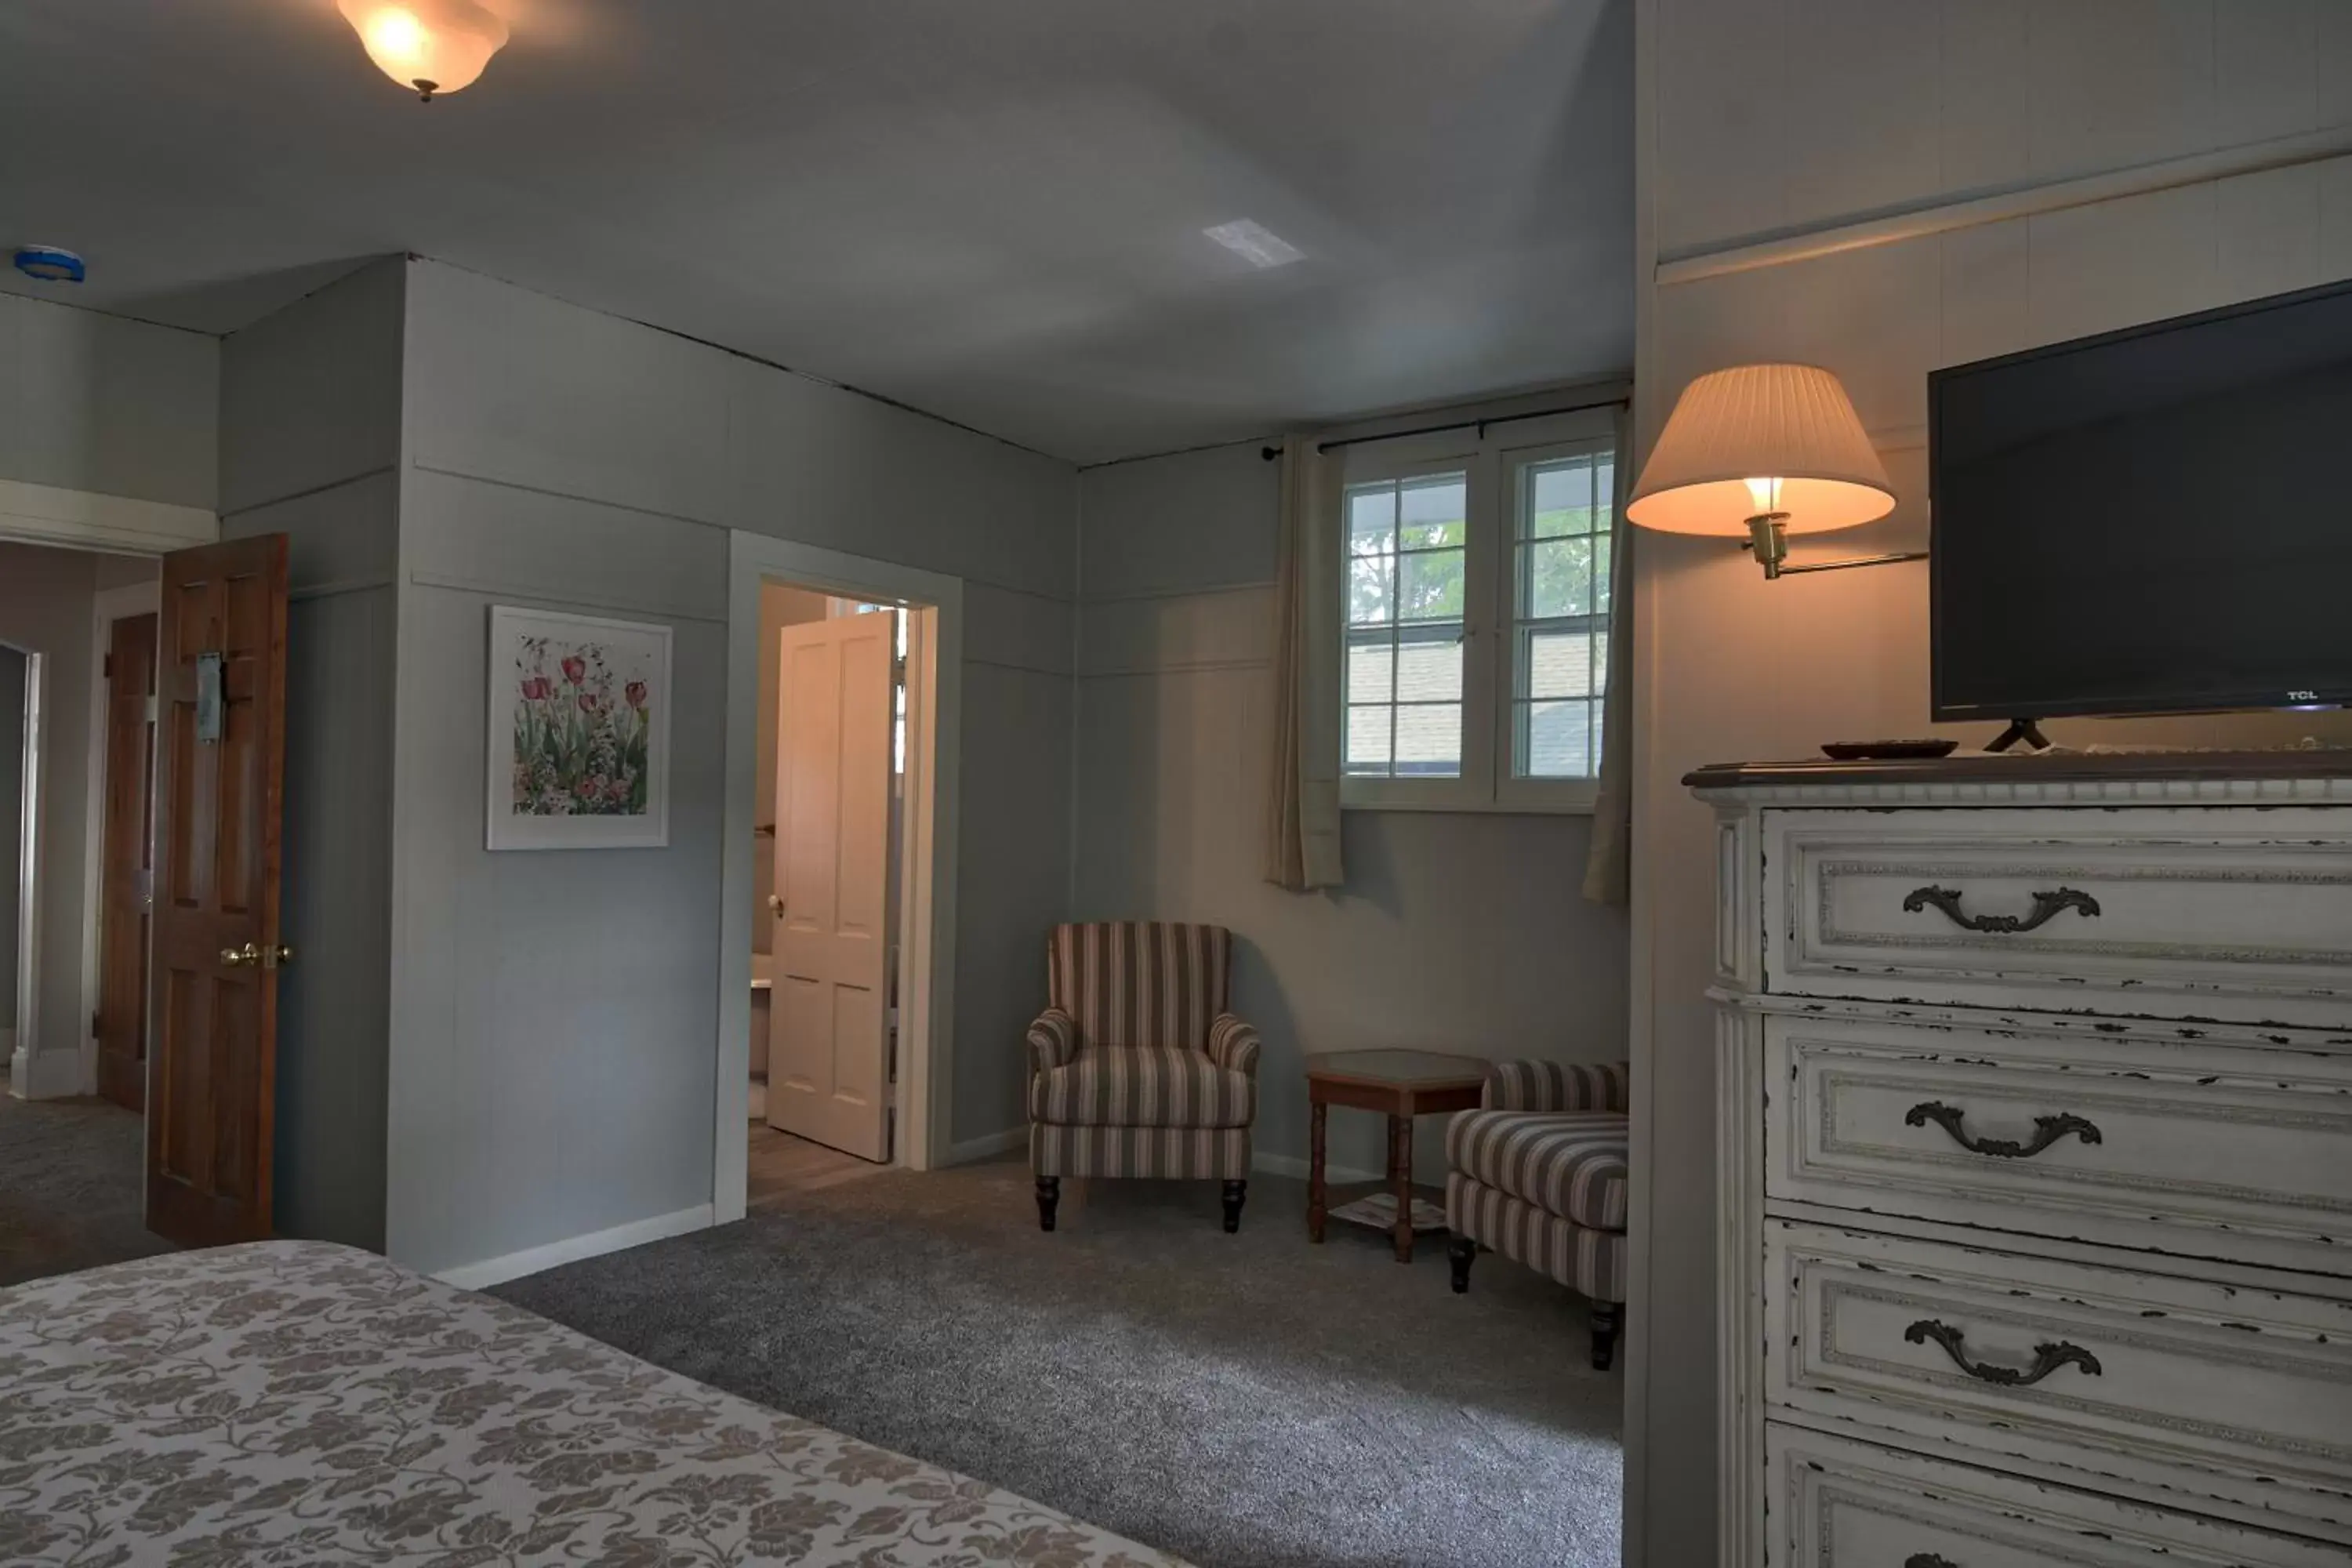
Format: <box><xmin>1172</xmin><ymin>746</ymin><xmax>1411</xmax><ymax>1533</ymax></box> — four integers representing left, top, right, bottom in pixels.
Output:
<box><xmin>0</xmin><ymin>542</ymin><xmax>165</xmax><ymax>1287</ymax></box>
<box><xmin>713</xmin><ymin>532</ymin><xmax>963</xmax><ymax>1225</ymax></box>
<box><xmin>747</xmin><ymin>584</ymin><xmax>909</xmax><ymax>1202</ymax></box>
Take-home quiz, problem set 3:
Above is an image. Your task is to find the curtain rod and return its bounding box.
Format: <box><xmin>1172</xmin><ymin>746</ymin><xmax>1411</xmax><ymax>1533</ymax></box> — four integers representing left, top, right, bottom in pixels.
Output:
<box><xmin>1258</xmin><ymin>394</ymin><xmax>1630</xmax><ymax>460</ymax></box>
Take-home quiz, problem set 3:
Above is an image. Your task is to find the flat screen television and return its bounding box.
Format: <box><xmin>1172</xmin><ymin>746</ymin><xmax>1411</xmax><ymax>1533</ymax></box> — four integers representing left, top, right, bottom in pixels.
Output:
<box><xmin>1930</xmin><ymin>278</ymin><xmax>2352</xmax><ymax>724</ymax></box>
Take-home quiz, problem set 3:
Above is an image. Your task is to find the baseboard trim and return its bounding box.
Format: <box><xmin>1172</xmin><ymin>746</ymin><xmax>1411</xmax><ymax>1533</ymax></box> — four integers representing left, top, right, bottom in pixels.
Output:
<box><xmin>434</xmin><ymin>1203</ymin><xmax>713</xmax><ymax>1291</ymax></box>
<box><xmin>1252</xmin><ymin>1150</ymin><xmax>1384</xmax><ymax>1186</ymax></box>
<box><xmin>7</xmin><ymin>1044</ymin><xmax>85</xmax><ymax>1101</ymax></box>
<box><xmin>946</xmin><ymin>1126</ymin><xmax>1026</xmax><ymax>1165</ymax></box>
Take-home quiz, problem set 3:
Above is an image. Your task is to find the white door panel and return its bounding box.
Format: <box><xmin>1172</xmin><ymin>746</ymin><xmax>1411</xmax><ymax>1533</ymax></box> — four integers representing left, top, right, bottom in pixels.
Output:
<box><xmin>767</xmin><ymin>612</ymin><xmax>895</xmax><ymax>1161</ymax></box>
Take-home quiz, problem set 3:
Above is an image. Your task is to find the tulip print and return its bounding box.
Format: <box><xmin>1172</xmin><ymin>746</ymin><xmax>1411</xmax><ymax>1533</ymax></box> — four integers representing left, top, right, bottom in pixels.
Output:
<box><xmin>511</xmin><ymin>634</ymin><xmax>652</xmax><ymax>818</ymax></box>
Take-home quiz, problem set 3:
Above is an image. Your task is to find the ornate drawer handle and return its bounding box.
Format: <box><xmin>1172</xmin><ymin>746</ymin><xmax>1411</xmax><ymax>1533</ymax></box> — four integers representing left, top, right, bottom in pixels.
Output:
<box><xmin>1904</xmin><ymin>1319</ymin><xmax>2103</xmax><ymax>1386</ymax></box>
<box><xmin>1904</xmin><ymin>1101</ymin><xmax>2102</xmax><ymax>1160</ymax></box>
<box><xmin>1901</xmin><ymin>884</ymin><xmax>2100</xmax><ymax>934</ymax></box>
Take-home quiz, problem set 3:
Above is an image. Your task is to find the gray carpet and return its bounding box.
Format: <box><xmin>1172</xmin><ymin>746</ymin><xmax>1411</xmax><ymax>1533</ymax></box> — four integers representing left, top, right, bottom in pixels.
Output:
<box><xmin>0</xmin><ymin>1076</ymin><xmax>175</xmax><ymax>1289</ymax></box>
<box><xmin>495</xmin><ymin>1160</ymin><xmax>1622</xmax><ymax>1568</ymax></box>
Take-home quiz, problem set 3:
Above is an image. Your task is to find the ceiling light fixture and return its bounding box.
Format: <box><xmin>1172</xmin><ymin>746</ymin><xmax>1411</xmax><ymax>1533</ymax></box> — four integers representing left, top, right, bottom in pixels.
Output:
<box><xmin>1204</xmin><ymin>220</ymin><xmax>1305</xmax><ymax>270</ymax></box>
<box><xmin>337</xmin><ymin>0</ymin><xmax>509</xmax><ymax>101</ymax></box>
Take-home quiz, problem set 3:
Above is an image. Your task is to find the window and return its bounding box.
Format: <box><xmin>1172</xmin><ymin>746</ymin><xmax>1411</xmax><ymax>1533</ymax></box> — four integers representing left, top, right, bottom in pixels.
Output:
<box><xmin>1334</xmin><ymin>412</ymin><xmax>1617</xmax><ymax>813</ymax></box>
<box><xmin>1512</xmin><ymin>451</ymin><xmax>1612</xmax><ymax>782</ymax></box>
<box><xmin>1345</xmin><ymin>473</ymin><xmax>1468</xmax><ymax>779</ymax></box>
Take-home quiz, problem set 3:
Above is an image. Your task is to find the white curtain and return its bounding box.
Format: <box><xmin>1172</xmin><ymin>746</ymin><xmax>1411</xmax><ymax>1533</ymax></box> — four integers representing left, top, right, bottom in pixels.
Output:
<box><xmin>1265</xmin><ymin>434</ymin><xmax>1345</xmax><ymax>891</ymax></box>
<box><xmin>1581</xmin><ymin>405</ymin><xmax>1635</xmax><ymax>905</ymax></box>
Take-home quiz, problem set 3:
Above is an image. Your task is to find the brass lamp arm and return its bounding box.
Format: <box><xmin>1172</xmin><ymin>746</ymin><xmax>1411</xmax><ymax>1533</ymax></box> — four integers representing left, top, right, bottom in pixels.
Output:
<box><xmin>1743</xmin><ymin>512</ymin><xmax>1928</xmax><ymax>580</ymax></box>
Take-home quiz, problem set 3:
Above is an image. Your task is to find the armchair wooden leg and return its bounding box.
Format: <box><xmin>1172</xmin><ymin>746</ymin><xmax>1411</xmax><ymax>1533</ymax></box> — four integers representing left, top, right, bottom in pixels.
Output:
<box><xmin>1221</xmin><ymin>1179</ymin><xmax>1247</xmax><ymax>1233</ymax></box>
<box><xmin>1036</xmin><ymin>1177</ymin><xmax>1061</xmax><ymax>1232</ymax></box>
<box><xmin>1448</xmin><ymin>1235</ymin><xmax>1475</xmax><ymax>1294</ymax></box>
<box><xmin>1590</xmin><ymin>1301</ymin><xmax>1621</xmax><ymax>1370</ymax></box>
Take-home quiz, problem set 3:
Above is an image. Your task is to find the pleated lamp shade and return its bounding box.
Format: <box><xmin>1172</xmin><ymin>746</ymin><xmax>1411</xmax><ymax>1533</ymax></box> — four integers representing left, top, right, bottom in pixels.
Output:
<box><xmin>1627</xmin><ymin>364</ymin><xmax>1895</xmax><ymax>536</ymax></box>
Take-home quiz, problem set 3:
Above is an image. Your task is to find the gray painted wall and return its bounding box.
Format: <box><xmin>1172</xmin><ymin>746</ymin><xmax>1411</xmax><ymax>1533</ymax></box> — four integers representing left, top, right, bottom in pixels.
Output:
<box><xmin>385</xmin><ymin>258</ymin><xmax>1080</xmax><ymax>1276</ymax></box>
<box><xmin>0</xmin><ymin>544</ymin><xmax>101</xmax><ymax>1071</ymax></box>
<box><xmin>1073</xmin><ymin>441</ymin><xmax>1630</xmax><ymax>1180</ymax></box>
<box><xmin>1628</xmin><ymin>8</ymin><xmax>2352</xmax><ymax>1563</ymax></box>
<box><xmin>0</xmin><ymin>291</ymin><xmax>217</xmax><ymax>509</ymax></box>
<box><xmin>0</xmin><ymin>647</ymin><xmax>24</xmax><ymax>1035</ymax></box>
<box><xmin>217</xmin><ymin>257</ymin><xmax>407</xmax><ymax>1250</ymax></box>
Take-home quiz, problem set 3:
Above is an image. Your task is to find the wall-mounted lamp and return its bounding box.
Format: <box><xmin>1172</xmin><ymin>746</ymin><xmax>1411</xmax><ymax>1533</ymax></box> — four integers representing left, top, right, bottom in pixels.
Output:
<box><xmin>337</xmin><ymin>0</ymin><xmax>508</xmax><ymax>100</ymax></box>
<box><xmin>1626</xmin><ymin>364</ymin><xmax>1921</xmax><ymax>579</ymax></box>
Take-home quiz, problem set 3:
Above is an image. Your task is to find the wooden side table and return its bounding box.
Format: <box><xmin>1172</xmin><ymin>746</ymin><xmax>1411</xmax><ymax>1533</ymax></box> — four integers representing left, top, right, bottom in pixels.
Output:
<box><xmin>1305</xmin><ymin>1050</ymin><xmax>1489</xmax><ymax>1262</ymax></box>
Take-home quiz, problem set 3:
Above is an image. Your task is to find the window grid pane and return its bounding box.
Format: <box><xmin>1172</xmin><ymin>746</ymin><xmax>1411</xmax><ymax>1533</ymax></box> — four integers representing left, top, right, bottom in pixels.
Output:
<box><xmin>1510</xmin><ymin>450</ymin><xmax>1613</xmax><ymax>782</ymax></box>
<box><xmin>1342</xmin><ymin>474</ymin><xmax>1467</xmax><ymax>779</ymax></box>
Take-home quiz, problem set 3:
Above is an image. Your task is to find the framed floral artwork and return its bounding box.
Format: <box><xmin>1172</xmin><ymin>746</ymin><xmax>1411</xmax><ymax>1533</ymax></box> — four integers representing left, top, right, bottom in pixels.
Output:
<box><xmin>486</xmin><ymin>605</ymin><xmax>673</xmax><ymax>850</ymax></box>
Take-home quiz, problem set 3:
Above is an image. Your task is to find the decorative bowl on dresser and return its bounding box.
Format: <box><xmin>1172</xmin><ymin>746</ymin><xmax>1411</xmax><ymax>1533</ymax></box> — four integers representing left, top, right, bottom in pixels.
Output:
<box><xmin>1689</xmin><ymin>750</ymin><xmax>2352</xmax><ymax>1568</ymax></box>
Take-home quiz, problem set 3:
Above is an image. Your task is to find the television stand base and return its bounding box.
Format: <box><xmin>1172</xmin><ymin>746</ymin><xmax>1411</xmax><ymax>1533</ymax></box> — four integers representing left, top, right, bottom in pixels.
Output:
<box><xmin>1984</xmin><ymin>717</ymin><xmax>2053</xmax><ymax>753</ymax></box>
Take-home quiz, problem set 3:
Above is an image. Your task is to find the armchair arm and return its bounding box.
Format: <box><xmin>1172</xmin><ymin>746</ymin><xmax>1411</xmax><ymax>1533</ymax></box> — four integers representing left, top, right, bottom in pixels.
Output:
<box><xmin>1206</xmin><ymin>1013</ymin><xmax>1261</xmax><ymax>1078</ymax></box>
<box><xmin>1484</xmin><ymin>1059</ymin><xmax>1629</xmax><ymax>1113</ymax></box>
<box><xmin>1027</xmin><ymin>1008</ymin><xmax>1079</xmax><ymax>1077</ymax></box>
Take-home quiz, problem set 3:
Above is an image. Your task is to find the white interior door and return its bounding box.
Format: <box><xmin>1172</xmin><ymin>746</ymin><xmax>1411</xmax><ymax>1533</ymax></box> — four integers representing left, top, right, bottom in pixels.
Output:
<box><xmin>766</xmin><ymin>612</ymin><xmax>895</xmax><ymax>1160</ymax></box>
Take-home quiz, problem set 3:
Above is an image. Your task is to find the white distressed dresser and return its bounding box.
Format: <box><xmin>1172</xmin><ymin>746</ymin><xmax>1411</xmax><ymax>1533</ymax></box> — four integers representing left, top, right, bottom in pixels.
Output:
<box><xmin>1690</xmin><ymin>753</ymin><xmax>2352</xmax><ymax>1568</ymax></box>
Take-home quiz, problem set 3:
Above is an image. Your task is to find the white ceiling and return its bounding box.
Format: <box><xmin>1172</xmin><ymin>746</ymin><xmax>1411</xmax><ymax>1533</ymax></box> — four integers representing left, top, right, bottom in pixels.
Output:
<box><xmin>0</xmin><ymin>0</ymin><xmax>1632</xmax><ymax>465</ymax></box>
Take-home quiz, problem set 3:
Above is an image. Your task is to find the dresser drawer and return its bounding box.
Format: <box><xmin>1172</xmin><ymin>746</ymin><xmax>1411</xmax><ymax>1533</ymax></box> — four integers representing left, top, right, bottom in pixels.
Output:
<box><xmin>1761</xmin><ymin>807</ymin><xmax>2352</xmax><ymax>1026</ymax></box>
<box><xmin>1766</xmin><ymin>1221</ymin><xmax>2352</xmax><ymax>1541</ymax></box>
<box><xmin>1769</xmin><ymin>1425</ymin><xmax>2349</xmax><ymax>1568</ymax></box>
<box><xmin>1765</xmin><ymin>1013</ymin><xmax>2352</xmax><ymax>1273</ymax></box>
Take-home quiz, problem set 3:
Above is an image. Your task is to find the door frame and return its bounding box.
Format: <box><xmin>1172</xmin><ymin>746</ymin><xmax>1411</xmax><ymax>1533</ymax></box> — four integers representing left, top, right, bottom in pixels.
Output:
<box><xmin>5</xmin><ymin>638</ymin><xmax>40</xmax><ymax>1091</ymax></box>
<box><xmin>716</xmin><ymin>532</ymin><xmax>962</xmax><ymax>1220</ymax></box>
<box><xmin>4</xmin><ymin>546</ymin><xmax>196</xmax><ymax>1102</ymax></box>
<box><xmin>0</xmin><ymin>489</ymin><xmax>210</xmax><ymax>1099</ymax></box>
<box><xmin>78</xmin><ymin>579</ymin><xmax>162</xmax><ymax>1097</ymax></box>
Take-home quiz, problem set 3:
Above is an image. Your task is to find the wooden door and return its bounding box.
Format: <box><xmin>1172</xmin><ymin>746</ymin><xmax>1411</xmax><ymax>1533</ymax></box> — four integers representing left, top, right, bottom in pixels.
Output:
<box><xmin>147</xmin><ymin>536</ymin><xmax>289</xmax><ymax>1247</ymax></box>
<box><xmin>767</xmin><ymin>612</ymin><xmax>895</xmax><ymax>1161</ymax></box>
<box><xmin>95</xmin><ymin>612</ymin><xmax>158</xmax><ymax>1112</ymax></box>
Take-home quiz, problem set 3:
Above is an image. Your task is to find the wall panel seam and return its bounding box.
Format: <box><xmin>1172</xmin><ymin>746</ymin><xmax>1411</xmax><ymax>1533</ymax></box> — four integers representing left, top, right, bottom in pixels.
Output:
<box><xmin>220</xmin><ymin>463</ymin><xmax>399</xmax><ymax>522</ymax></box>
<box><xmin>1077</xmin><ymin>659</ymin><xmax>1273</xmax><ymax>679</ymax></box>
<box><xmin>291</xmin><ymin>577</ymin><xmax>397</xmax><ymax>603</ymax></box>
<box><xmin>405</xmin><ymin>569</ymin><xmax>724</xmax><ymax>624</ymax></box>
<box><xmin>408</xmin><ymin>461</ymin><xmax>1076</xmax><ymax>606</ymax></box>
<box><xmin>964</xmin><ymin>655</ymin><xmax>1079</xmax><ymax>680</ymax></box>
<box><xmin>1078</xmin><ymin>579</ymin><xmax>1278</xmax><ymax>608</ymax></box>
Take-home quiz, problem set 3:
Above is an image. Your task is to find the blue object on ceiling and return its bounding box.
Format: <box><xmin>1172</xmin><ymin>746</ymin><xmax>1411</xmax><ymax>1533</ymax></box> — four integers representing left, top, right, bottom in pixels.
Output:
<box><xmin>13</xmin><ymin>246</ymin><xmax>85</xmax><ymax>284</ymax></box>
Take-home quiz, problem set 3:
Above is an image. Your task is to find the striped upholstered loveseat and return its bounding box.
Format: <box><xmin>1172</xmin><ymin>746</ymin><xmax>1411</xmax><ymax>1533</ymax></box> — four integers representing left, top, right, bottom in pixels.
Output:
<box><xmin>1027</xmin><ymin>922</ymin><xmax>1261</xmax><ymax>1232</ymax></box>
<box><xmin>1444</xmin><ymin>1059</ymin><xmax>1631</xmax><ymax>1369</ymax></box>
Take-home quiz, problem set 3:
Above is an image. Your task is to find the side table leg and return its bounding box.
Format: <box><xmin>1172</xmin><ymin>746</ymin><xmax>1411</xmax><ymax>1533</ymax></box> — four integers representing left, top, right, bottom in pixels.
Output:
<box><xmin>1308</xmin><ymin>1099</ymin><xmax>1328</xmax><ymax>1243</ymax></box>
<box><xmin>1389</xmin><ymin>1112</ymin><xmax>1413</xmax><ymax>1263</ymax></box>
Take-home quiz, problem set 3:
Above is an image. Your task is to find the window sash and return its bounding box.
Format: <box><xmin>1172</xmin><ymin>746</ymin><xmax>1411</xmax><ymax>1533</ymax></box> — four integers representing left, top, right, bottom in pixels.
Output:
<box><xmin>1331</xmin><ymin>408</ymin><xmax>1617</xmax><ymax>815</ymax></box>
<box><xmin>1340</xmin><ymin>460</ymin><xmax>1479</xmax><ymax>787</ymax></box>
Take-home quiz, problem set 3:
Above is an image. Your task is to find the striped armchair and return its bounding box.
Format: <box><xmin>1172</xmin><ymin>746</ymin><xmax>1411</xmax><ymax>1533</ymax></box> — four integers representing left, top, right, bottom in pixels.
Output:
<box><xmin>1445</xmin><ymin>1059</ymin><xmax>1631</xmax><ymax>1369</ymax></box>
<box><xmin>1028</xmin><ymin>922</ymin><xmax>1260</xmax><ymax>1232</ymax></box>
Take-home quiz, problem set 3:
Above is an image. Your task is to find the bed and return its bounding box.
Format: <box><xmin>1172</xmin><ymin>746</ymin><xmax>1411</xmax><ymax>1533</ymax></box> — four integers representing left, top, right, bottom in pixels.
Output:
<box><xmin>0</xmin><ymin>1240</ymin><xmax>1184</xmax><ymax>1566</ymax></box>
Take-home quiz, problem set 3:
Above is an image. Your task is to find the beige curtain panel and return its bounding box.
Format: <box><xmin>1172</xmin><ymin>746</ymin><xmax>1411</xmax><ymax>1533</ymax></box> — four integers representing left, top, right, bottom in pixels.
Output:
<box><xmin>1265</xmin><ymin>434</ymin><xmax>1345</xmax><ymax>891</ymax></box>
<box><xmin>1581</xmin><ymin>405</ymin><xmax>1635</xmax><ymax>906</ymax></box>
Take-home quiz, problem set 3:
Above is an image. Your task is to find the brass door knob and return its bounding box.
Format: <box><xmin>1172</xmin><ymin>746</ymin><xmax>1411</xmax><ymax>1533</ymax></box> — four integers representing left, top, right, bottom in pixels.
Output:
<box><xmin>768</xmin><ymin>895</ymin><xmax>786</xmax><ymax>917</ymax></box>
<box><xmin>220</xmin><ymin>942</ymin><xmax>260</xmax><ymax>967</ymax></box>
<box><xmin>263</xmin><ymin>944</ymin><xmax>295</xmax><ymax>969</ymax></box>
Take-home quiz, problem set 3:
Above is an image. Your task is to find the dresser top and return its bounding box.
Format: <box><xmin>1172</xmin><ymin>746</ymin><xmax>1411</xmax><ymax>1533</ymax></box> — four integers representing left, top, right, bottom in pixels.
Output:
<box><xmin>1686</xmin><ymin>747</ymin><xmax>2352</xmax><ymax>795</ymax></box>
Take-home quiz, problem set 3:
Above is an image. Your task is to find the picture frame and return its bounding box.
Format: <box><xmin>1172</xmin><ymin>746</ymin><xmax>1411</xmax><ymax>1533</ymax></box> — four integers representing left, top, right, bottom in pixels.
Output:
<box><xmin>486</xmin><ymin>604</ymin><xmax>673</xmax><ymax>851</ymax></box>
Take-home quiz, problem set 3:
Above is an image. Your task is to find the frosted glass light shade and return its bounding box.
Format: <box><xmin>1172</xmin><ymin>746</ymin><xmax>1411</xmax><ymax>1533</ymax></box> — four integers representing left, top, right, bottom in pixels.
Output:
<box><xmin>1627</xmin><ymin>364</ymin><xmax>1895</xmax><ymax>536</ymax></box>
<box><xmin>338</xmin><ymin>0</ymin><xmax>508</xmax><ymax>100</ymax></box>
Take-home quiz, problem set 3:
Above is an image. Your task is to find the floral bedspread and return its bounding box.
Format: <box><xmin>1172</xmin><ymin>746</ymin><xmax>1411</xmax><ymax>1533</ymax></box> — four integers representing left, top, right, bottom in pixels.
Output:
<box><xmin>0</xmin><ymin>1240</ymin><xmax>1184</xmax><ymax>1566</ymax></box>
